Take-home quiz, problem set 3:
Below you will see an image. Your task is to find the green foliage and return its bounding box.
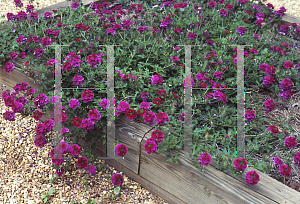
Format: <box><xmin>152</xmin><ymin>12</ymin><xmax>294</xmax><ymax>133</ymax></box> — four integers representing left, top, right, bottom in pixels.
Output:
<box><xmin>41</xmin><ymin>188</ymin><xmax>55</xmax><ymax>203</ymax></box>
<box><xmin>1</xmin><ymin>0</ymin><xmax>299</xmax><ymax>184</ymax></box>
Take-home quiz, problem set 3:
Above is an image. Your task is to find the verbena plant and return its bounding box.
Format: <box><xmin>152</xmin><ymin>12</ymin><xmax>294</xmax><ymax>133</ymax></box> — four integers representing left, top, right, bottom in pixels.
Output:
<box><xmin>0</xmin><ymin>0</ymin><xmax>300</xmax><ymax>186</ymax></box>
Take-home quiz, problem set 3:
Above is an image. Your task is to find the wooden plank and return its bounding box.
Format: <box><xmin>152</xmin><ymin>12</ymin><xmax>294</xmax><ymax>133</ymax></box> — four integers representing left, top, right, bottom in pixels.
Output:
<box><xmin>139</xmin><ymin>133</ymin><xmax>277</xmax><ymax>204</ymax></box>
<box><xmin>73</xmin><ymin>116</ymin><xmax>300</xmax><ymax>204</ymax></box>
<box><xmin>113</xmin><ymin>114</ymin><xmax>153</xmax><ymax>174</ymax></box>
<box><xmin>70</xmin><ymin>133</ymin><xmax>187</xmax><ymax>204</ymax></box>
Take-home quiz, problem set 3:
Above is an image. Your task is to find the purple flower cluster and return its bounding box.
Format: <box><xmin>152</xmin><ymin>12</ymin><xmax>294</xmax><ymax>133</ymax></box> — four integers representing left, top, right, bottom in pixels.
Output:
<box><xmin>259</xmin><ymin>62</ymin><xmax>294</xmax><ymax>100</ymax></box>
<box><xmin>279</xmin><ymin>78</ymin><xmax>294</xmax><ymax>100</ymax></box>
<box><xmin>33</xmin><ymin>94</ymin><xmax>50</xmax><ymax>109</ymax></box>
<box><xmin>88</xmin><ymin>109</ymin><xmax>102</xmax><ymax>123</ymax></box>
<box><xmin>2</xmin><ymin>62</ymin><xmax>15</xmax><ymax>73</ymax></box>
<box><xmin>244</xmin><ymin>109</ymin><xmax>256</xmax><ymax>123</ymax></box>
<box><xmin>33</xmin><ymin>47</ymin><xmax>46</xmax><ymax>59</ymax></box>
<box><xmin>80</xmin><ymin>118</ymin><xmax>95</xmax><ymax>131</ymax></box>
<box><xmin>116</xmin><ymin>101</ymin><xmax>130</xmax><ymax>116</ymax></box>
<box><xmin>155</xmin><ymin>112</ymin><xmax>169</xmax><ymax>126</ymax></box>
<box><xmin>262</xmin><ymin>75</ymin><xmax>275</xmax><ymax>87</ymax></box>
<box><xmin>73</xmin><ymin>74</ymin><xmax>85</xmax><ymax>86</ymax></box>
<box><xmin>140</xmin><ymin>92</ymin><xmax>150</xmax><ymax>102</ymax></box>
<box><xmin>81</xmin><ymin>89</ymin><xmax>94</xmax><ymax>103</ymax></box>
<box><xmin>151</xmin><ymin>74</ymin><xmax>164</xmax><ymax>86</ymax></box>
<box><xmin>198</xmin><ymin>152</ymin><xmax>212</xmax><ymax>166</ymax></box>
<box><xmin>69</xmin><ymin>99</ymin><xmax>80</xmax><ymax>109</ymax></box>
<box><xmin>44</xmin><ymin>29</ymin><xmax>61</xmax><ymax>38</ymax></box>
<box><xmin>144</xmin><ymin>138</ymin><xmax>158</xmax><ymax>154</ymax></box>
<box><xmin>284</xmin><ymin>136</ymin><xmax>297</xmax><ymax>148</ymax></box>
<box><xmin>143</xmin><ymin>110</ymin><xmax>156</xmax><ymax>126</ymax></box>
<box><xmin>88</xmin><ymin>53</ymin><xmax>104</xmax><ymax>69</ymax></box>
<box><xmin>213</xmin><ymin>90</ymin><xmax>228</xmax><ymax>103</ymax></box>
<box><xmin>64</xmin><ymin>51</ymin><xmax>84</xmax><ymax>71</ymax></box>
<box><xmin>236</xmin><ymin>27</ymin><xmax>246</xmax><ymax>36</ymax></box>
<box><xmin>99</xmin><ymin>98</ymin><xmax>110</xmax><ymax>109</ymax></box>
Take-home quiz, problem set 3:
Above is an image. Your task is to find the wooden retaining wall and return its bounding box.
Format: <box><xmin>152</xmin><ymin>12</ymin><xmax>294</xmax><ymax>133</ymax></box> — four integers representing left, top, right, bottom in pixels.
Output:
<box><xmin>1</xmin><ymin>0</ymin><xmax>300</xmax><ymax>204</ymax></box>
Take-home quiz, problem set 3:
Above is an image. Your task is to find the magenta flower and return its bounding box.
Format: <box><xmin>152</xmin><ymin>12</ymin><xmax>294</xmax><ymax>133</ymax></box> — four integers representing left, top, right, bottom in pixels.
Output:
<box><xmin>273</xmin><ymin>156</ymin><xmax>283</xmax><ymax>166</ymax></box>
<box><xmin>44</xmin><ymin>118</ymin><xmax>55</xmax><ymax>133</ymax></box>
<box><xmin>88</xmin><ymin>109</ymin><xmax>102</xmax><ymax>122</ymax></box>
<box><xmin>116</xmin><ymin>101</ymin><xmax>130</xmax><ymax>116</ymax></box>
<box><xmin>140</xmin><ymin>102</ymin><xmax>151</xmax><ymax>110</ymax></box>
<box><xmin>219</xmin><ymin>9</ymin><xmax>228</xmax><ymax>17</ymax></box>
<box><xmin>3</xmin><ymin>62</ymin><xmax>15</xmax><ymax>73</ymax></box>
<box><xmin>144</xmin><ymin>138</ymin><xmax>158</xmax><ymax>154</ymax></box>
<box><xmin>77</xmin><ymin>157</ymin><xmax>89</xmax><ymax>169</ymax></box>
<box><xmin>245</xmin><ymin>109</ymin><xmax>256</xmax><ymax>122</ymax></box>
<box><xmin>52</xmin><ymin>154</ymin><xmax>65</xmax><ymax>166</ymax></box>
<box><xmin>80</xmin><ymin>118</ymin><xmax>95</xmax><ymax>131</ymax></box>
<box><xmin>151</xmin><ymin>129</ymin><xmax>164</xmax><ymax>143</ymax></box>
<box><xmin>81</xmin><ymin>89</ymin><xmax>94</xmax><ymax>103</ymax></box>
<box><xmin>56</xmin><ymin>140</ymin><xmax>70</xmax><ymax>154</ymax></box>
<box><xmin>68</xmin><ymin>144</ymin><xmax>81</xmax><ymax>157</ymax></box>
<box><xmin>213</xmin><ymin>91</ymin><xmax>228</xmax><ymax>103</ymax></box>
<box><xmin>280</xmin><ymin>89</ymin><xmax>294</xmax><ymax>101</ymax></box>
<box><xmin>279</xmin><ymin>164</ymin><xmax>291</xmax><ymax>177</ymax></box>
<box><xmin>35</xmin><ymin>123</ymin><xmax>46</xmax><ymax>136</ymax></box>
<box><xmin>61</xmin><ymin>128</ymin><xmax>69</xmax><ymax>134</ymax></box>
<box><xmin>284</xmin><ymin>136</ymin><xmax>297</xmax><ymax>148</ymax></box>
<box><xmin>143</xmin><ymin>110</ymin><xmax>156</xmax><ymax>126</ymax></box>
<box><xmin>11</xmin><ymin>101</ymin><xmax>24</xmax><ymax>113</ymax></box>
<box><xmin>73</xmin><ymin>74</ymin><xmax>85</xmax><ymax>86</ymax></box>
<box><xmin>280</xmin><ymin>78</ymin><xmax>293</xmax><ymax>90</ymax></box>
<box><xmin>263</xmin><ymin>99</ymin><xmax>276</xmax><ymax>113</ymax></box>
<box><xmin>69</xmin><ymin>99</ymin><xmax>79</xmax><ymax>109</ymax></box>
<box><xmin>33</xmin><ymin>94</ymin><xmax>50</xmax><ymax>109</ymax></box>
<box><xmin>233</xmin><ymin>157</ymin><xmax>248</xmax><ymax>171</ymax></box>
<box><xmin>88</xmin><ymin>53</ymin><xmax>102</xmax><ymax>68</ymax></box>
<box><xmin>115</xmin><ymin>144</ymin><xmax>128</xmax><ymax>157</ymax></box>
<box><xmin>262</xmin><ymin>75</ymin><xmax>275</xmax><ymax>87</ymax></box>
<box><xmin>245</xmin><ymin>171</ymin><xmax>259</xmax><ymax>185</ymax></box>
<box><xmin>99</xmin><ymin>98</ymin><xmax>110</xmax><ymax>109</ymax></box>
<box><xmin>34</xmin><ymin>135</ymin><xmax>48</xmax><ymax>148</ymax></box>
<box><xmin>198</xmin><ymin>152</ymin><xmax>212</xmax><ymax>166</ymax></box>
<box><xmin>86</xmin><ymin>165</ymin><xmax>97</xmax><ymax>174</ymax></box>
<box><xmin>236</xmin><ymin>27</ymin><xmax>246</xmax><ymax>36</ymax></box>
<box><xmin>155</xmin><ymin>112</ymin><xmax>169</xmax><ymax>126</ymax></box>
<box><xmin>151</xmin><ymin>74</ymin><xmax>164</xmax><ymax>86</ymax></box>
<box><xmin>267</xmin><ymin>125</ymin><xmax>279</xmax><ymax>136</ymax></box>
<box><xmin>111</xmin><ymin>174</ymin><xmax>124</xmax><ymax>186</ymax></box>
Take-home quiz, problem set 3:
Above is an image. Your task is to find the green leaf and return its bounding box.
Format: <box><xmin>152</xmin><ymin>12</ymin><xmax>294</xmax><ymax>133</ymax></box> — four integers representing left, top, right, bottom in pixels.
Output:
<box><xmin>114</xmin><ymin>186</ymin><xmax>120</xmax><ymax>195</ymax></box>
<box><xmin>44</xmin><ymin>198</ymin><xmax>48</xmax><ymax>203</ymax></box>
<box><xmin>49</xmin><ymin>188</ymin><xmax>55</xmax><ymax>195</ymax></box>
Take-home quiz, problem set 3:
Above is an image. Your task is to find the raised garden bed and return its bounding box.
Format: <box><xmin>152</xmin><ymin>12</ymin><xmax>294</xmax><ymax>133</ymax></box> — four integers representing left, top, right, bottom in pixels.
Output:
<box><xmin>1</xmin><ymin>0</ymin><xmax>300</xmax><ymax>203</ymax></box>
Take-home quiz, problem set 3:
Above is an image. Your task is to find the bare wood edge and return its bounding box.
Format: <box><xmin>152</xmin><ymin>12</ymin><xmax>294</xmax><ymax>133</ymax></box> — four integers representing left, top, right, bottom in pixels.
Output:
<box><xmin>67</xmin><ymin>130</ymin><xmax>187</xmax><ymax>204</ymax></box>
<box><xmin>137</xmin><ymin>131</ymin><xmax>300</xmax><ymax>203</ymax></box>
